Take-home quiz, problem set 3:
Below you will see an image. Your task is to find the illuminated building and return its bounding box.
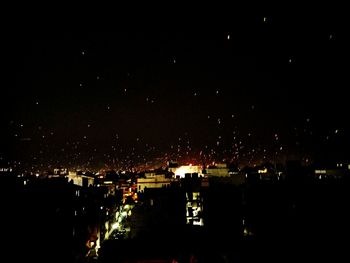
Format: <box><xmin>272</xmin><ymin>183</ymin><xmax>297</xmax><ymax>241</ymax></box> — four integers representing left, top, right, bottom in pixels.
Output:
<box><xmin>183</xmin><ymin>173</ymin><xmax>208</xmax><ymax>227</ymax></box>
<box><xmin>206</xmin><ymin>163</ymin><xmax>230</xmax><ymax>177</ymax></box>
<box><xmin>186</xmin><ymin>191</ymin><xmax>204</xmax><ymax>226</ymax></box>
<box><xmin>137</xmin><ymin>172</ymin><xmax>173</xmax><ymax>192</ymax></box>
<box><xmin>170</xmin><ymin>165</ymin><xmax>203</xmax><ymax>178</ymax></box>
<box><xmin>53</xmin><ymin>168</ymin><xmax>68</xmax><ymax>175</ymax></box>
<box><xmin>66</xmin><ymin>171</ymin><xmax>95</xmax><ymax>187</ymax></box>
<box><xmin>0</xmin><ymin>167</ymin><xmax>12</xmax><ymax>173</ymax></box>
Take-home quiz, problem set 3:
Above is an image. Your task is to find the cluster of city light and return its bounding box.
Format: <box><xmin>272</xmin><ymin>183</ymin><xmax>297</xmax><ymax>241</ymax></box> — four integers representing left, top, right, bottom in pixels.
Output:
<box><xmin>258</xmin><ymin>168</ymin><xmax>268</xmax><ymax>174</ymax></box>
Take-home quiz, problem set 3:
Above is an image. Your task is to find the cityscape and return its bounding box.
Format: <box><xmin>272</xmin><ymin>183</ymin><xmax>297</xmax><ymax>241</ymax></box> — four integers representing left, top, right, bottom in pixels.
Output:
<box><xmin>1</xmin><ymin>10</ymin><xmax>349</xmax><ymax>263</ymax></box>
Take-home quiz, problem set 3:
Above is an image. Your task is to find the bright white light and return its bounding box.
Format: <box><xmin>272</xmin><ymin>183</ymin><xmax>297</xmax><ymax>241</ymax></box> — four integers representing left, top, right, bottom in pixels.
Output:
<box><xmin>112</xmin><ymin>222</ymin><xmax>119</xmax><ymax>229</ymax></box>
<box><xmin>193</xmin><ymin>219</ymin><xmax>204</xmax><ymax>226</ymax></box>
<box><xmin>173</xmin><ymin>165</ymin><xmax>202</xmax><ymax>178</ymax></box>
<box><xmin>244</xmin><ymin>227</ymin><xmax>249</xmax><ymax>236</ymax></box>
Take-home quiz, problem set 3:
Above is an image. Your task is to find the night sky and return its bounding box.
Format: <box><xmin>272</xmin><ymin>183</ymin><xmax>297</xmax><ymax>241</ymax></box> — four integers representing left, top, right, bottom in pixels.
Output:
<box><xmin>1</xmin><ymin>12</ymin><xmax>349</xmax><ymax>171</ymax></box>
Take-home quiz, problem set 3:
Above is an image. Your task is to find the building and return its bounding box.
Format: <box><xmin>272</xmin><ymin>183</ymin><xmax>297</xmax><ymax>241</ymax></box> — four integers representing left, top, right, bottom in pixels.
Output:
<box><xmin>182</xmin><ymin>174</ymin><xmax>208</xmax><ymax>227</ymax></box>
<box><xmin>67</xmin><ymin>171</ymin><xmax>95</xmax><ymax>187</ymax></box>
<box><xmin>206</xmin><ymin>163</ymin><xmax>230</xmax><ymax>177</ymax></box>
<box><xmin>170</xmin><ymin>165</ymin><xmax>203</xmax><ymax>178</ymax></box>
<box><xmin>137</xmin><ymin>172</ymin><xmax>173</xmax><ymax>192</ymax></box>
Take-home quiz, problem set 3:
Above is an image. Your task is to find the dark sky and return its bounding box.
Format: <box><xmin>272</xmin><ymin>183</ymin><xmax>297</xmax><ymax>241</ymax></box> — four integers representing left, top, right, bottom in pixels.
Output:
<box><xmin>1</xmin><ymin>12</ymin><xmax>349</xmax><ymax>171</ymax></box>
